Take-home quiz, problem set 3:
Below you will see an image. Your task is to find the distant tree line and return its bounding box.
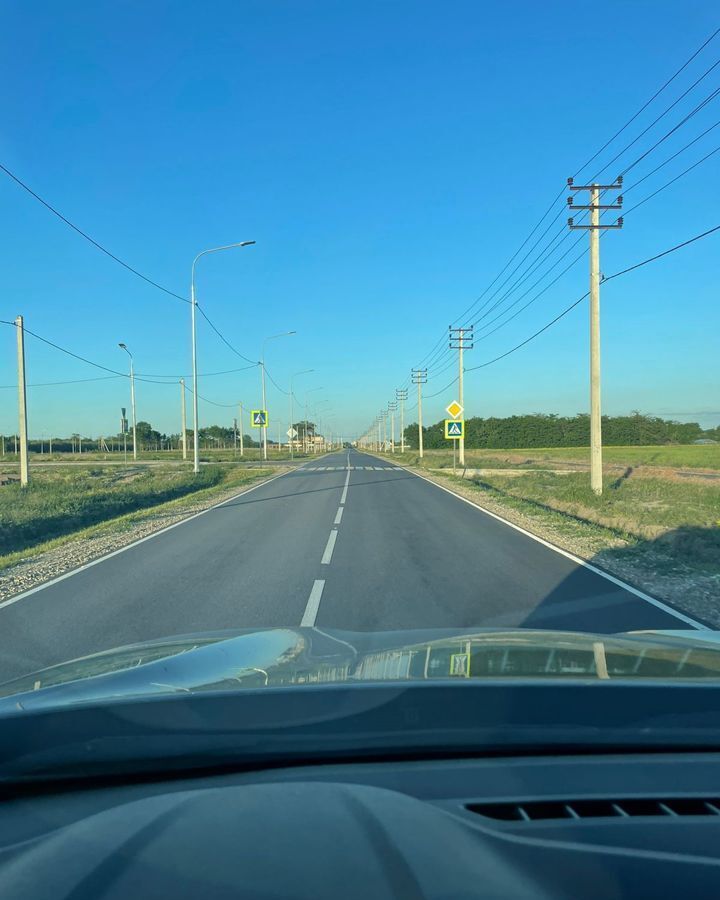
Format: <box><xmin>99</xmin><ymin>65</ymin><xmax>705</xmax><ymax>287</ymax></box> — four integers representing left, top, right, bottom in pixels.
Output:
<box><xmin>403</xmin><ymin>412</ymin><xmax>720</xmax><ymax>450</ymax></box>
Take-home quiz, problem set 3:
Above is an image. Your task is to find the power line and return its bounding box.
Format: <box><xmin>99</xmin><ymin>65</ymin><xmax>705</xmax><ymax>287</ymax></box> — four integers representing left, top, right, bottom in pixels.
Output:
<box><xmin>409</xmin><ymin>30</ymin><xmax>720</xmax><ymax>377</ymax></box>
<box><xmin>195</xmin><ymin>305</ymin><xmax>258</xmax><ymax>364</ymax></box>
<box><xmin>619</xmin><ymin>83</ymin><xmax>720</xmax><ymax>178</ymax></box>
<box><xmin>465</xmin><ymin>223</ymin><xmax>720</xmax><ymax>373</ymax></box>
<box><xmin>0</xmin><ymin>167</ymin><xmax>259</xmax><ymax>365</ymax></box>
<box><xmin>0</xmin><ymin>319</ymin><xmax>256</xmax><ymax>387</ymax></box>
<box><xmin>264</xmin><ymin>366</ymin><xmax>290</xmax><ymax>395</ymax></box>
<box><xmin>0</xmin><ymin>163</ymin><xmax>189</xmax><ymax>304</ymax></box>
<box><xmin>573</xmin><ymin>27</ymin><xmax>720</xmax><ymax>177</ymax></box>
<box><xmin>624</xmin><ymin>141</ymin><xmax>720</xmax><ymax>215</ymax></box>
<box><xmin>0</xmin><ymin>374</ymin><xmax>121</xmax><ymax>389</ymax></box>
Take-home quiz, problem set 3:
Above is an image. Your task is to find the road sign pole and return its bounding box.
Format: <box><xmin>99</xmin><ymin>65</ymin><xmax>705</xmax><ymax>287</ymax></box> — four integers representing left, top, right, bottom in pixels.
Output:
<box><xmin>260</xmin><ymin>360</ymin><xmax>268</xmax><ymax>461</ymax></box>
<box><xmin>237</xmin><ymin>403</ymin><xmax>244</xmax><ymax>457</ymax></box>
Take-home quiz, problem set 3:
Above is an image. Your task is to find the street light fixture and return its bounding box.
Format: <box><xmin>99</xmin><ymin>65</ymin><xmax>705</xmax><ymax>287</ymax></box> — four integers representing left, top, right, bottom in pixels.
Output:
<box><xmin>118</xmin><ymin>343</ymin><xmax>137</xmax><ymax>461</ymax></box>
<box><xmin>260</xmin><ymin>330</ymin><xmax>296</xmax><ymax>461</ymax></box>
<box><xmin>190</xmin><ymin>240</ymin><xmax>255</xmax><ymax>473</ymax></box>
<box><xmin>289</xmin><ymin>369</ymin><xmax>314</xmax><ymax>460</ymax></box>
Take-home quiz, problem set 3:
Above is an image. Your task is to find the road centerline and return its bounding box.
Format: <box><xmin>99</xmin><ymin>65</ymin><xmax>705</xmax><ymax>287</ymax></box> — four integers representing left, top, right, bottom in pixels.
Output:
<box><xmin>334</xmin><ymin>507</ymin><xmax>344</xmax><ymax>525</ymax></box>
<box><xmin>301</xmin><ymin>580</ymin><xmax>325</xmax><ymax>626</ymax></box>
<box><xmin>321</xmin><ymin>529</ymin><xmax>338</xmax><ymax>565</ymax></box>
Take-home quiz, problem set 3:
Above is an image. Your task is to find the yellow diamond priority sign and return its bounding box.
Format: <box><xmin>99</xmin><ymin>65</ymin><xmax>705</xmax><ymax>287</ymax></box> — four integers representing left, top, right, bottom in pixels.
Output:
<box><xmin>446</xmin><ymin>400</ymin><xmax>463</xmax><ymax>419</ymax></box>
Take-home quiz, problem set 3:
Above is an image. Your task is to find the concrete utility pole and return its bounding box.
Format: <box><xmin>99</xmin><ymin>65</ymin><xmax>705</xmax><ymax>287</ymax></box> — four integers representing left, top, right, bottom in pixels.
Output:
<box><xmin>180</xmin><ymin>378</ymin><xmax>188</xmax><ymax>460</ymax></box>
<box><xmin>396</xmin><ymin>388</ymin><xmax>408</xmax><ymax>453</ymax></box>
<box><xmin>449</xmin><ymin>326</ymin><xmax>474</xmax><ymax>466</ymax></box>
<box><xmin>388</xmin><ymin>401</ymin><xmax>397</xmax><ymax>452</ymax></box>
<box><xmin>412</xmin><ymin>369</ymin><xmax>427</xmax><ymax>458</ymax></box>
<box><xmin>15</xmin><ymin>316</ymin><xmax>29</xmax><ymax>486</ymax></box>
<box><xmin>568</xmin><ymin>176</ymin><xmax>623</xmax><ymax>496</ymax></box>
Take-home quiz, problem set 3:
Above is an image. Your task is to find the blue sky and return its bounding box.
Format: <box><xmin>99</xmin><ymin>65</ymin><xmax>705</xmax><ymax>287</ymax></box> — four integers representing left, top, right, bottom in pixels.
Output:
<box><xmin>1</xmin><ymin>0</ymin><xmax>718</xmax><ymax>441</ymax></box>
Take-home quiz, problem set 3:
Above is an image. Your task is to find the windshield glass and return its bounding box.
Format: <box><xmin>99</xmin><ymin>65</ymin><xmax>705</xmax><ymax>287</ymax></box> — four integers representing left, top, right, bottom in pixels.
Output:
<box><xmin>0</xmin><ymin>2</ymin><xmax>718</xmax><ymax>745</ymax></box>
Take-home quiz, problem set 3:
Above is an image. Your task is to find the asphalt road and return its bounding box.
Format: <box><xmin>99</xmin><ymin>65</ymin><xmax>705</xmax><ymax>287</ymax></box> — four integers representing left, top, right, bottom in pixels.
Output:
<box><xmin>0</xmin><ymin>449</ymin><xmax>699</xmax><ymax>682</ymax></box>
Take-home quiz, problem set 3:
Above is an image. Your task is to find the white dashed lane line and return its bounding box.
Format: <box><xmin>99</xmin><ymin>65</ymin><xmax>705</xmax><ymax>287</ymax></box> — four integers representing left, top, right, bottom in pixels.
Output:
<box><xmin>334</xmin><ymin>506</ymin><xmax>344</xmax><ymax>525</ymax></box>
<box><xmin>321</xmin><ymin>530</ymin><xmax>338</xmax><ymax>565</ymax></box>
<box><xmin>301</xmin><ymin>580</ymin><xmax>325</xmax><ymax>627</ymax></box>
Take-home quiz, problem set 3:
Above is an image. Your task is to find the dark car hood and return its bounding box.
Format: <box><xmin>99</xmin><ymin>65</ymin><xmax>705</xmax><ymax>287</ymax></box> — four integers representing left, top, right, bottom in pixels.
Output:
<box><xmin>2</xmin><ymin>626</ymin><xmax>720</xmax><ymax>713</ymax></box>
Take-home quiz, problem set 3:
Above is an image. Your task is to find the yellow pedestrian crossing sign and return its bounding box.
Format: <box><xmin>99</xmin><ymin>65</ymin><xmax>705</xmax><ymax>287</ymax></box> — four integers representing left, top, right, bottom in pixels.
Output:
<box><xmin>251</xmin><ymin>410</ymin><xmax>268</xmax><ymax>427</ymax></box>
<box><xmin>444</xmin><ymin>419</ymin><xmax>464</xmax><ymax>439</ymax></box>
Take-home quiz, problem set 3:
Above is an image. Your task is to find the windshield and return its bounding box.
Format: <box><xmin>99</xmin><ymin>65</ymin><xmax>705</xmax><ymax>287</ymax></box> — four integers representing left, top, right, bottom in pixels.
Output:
<box><xmin>0</xmin><ymin>3</ymin><xmax>718</xmax><ymax>747</ymax></box>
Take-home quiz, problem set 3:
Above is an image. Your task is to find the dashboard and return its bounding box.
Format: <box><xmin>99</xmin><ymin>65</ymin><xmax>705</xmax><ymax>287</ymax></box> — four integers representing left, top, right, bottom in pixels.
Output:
<box><xmin>2</xmin><ymin>750</ymin><xmax>720</xmax><ymax>898</ymax></box>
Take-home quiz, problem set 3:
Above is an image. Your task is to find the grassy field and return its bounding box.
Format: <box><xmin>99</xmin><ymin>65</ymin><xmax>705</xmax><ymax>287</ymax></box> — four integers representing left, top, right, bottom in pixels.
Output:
<box><xmin>385</xmin><ymin>444</ymin><xmax>720</xmax><ymax>470</ymax></box>
<box><xmin>0</xmin><ymin>463</ymin><xmax>273</xmax><ymax>561</ymax></box>
<box><xmin>1</xmin><ymin>447</ymin><xmax>324</xmax><ymax>465</ymax></box>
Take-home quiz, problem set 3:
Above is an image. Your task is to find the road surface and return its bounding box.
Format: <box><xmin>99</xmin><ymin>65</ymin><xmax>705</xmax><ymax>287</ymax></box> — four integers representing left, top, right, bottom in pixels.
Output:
<box><xmin>0</xmin><ymin>449</ymin><xmax>699</xmax><ymax>682</ymax></box>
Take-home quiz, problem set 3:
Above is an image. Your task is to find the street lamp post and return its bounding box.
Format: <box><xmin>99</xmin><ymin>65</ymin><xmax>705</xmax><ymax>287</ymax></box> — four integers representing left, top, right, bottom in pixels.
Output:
<box><xmin>304</xmin><ymin>386</ymin><xmax>324</xmax><ymax>454</ymax></box>
<box><xmin>289</xmin><ymin>369</ymin><xmax>314</xmax><ymax>460</ymax></box>
<box><xmin>118</xmin><ymin>343</ymin><xmax>137</xmax><ymax>461</ymax></box>
<box><xmin>312</xmin><ymin>400</ymin><xmax>331</xmax><ymax>453</ymax></box>
<box><xmin>190</xmin><ymin>241</ymin><xmax>255</xmax><ymax>474</ymax></box>
<box><xmin>260</xmin><ymin>331</ymin><xmax>296</xmax><ymax>461</ymax></box>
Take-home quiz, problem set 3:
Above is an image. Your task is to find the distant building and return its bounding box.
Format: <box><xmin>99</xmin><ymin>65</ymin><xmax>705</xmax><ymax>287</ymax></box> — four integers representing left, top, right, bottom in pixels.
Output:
<box><xmin>693</xmin><ymin>438</ymin><xmax>718</xmax><ymax>445</ymax></box>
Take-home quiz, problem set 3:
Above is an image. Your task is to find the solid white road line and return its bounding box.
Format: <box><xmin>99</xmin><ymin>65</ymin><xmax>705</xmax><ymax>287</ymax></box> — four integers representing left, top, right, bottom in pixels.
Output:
<box><xmin>0</xmin><ymin>467</ymin><xmax>294</xmax><ymax>612</ymax></box>
<box><xmin>301</xmin><ymin>579</ymin><xmax>325</xmax><ymax>626</ymax></box>
<box><xmin>403</xmin><ymin>465</ymin><xmax>707</xmax><ymax>630</ymax></box>
<box><xmin>334</xmin><ymin>506</ymin><xmax>344</xmax><ymax>525</ymax></box>
<box><xmin>321</xmin><ymin>529</ymin><xmax>338</xmax><ymax>565</ymax></box>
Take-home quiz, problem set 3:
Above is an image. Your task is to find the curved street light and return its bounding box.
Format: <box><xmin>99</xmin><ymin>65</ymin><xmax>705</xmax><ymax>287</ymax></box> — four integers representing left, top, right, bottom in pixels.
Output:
<box><xmin>117</xmin><ymin>343</ymin><xmax>137</xmax><ymax>461</ymax></box>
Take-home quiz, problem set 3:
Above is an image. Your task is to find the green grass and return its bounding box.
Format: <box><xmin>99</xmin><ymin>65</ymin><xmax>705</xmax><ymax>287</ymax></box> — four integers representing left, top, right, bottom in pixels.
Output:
<box><xmin>0</xmin><ymin>464</ymin><xmax>272</xmax><ymax>559</ymax></box>
<box><xmin>2</xmin><ymin>447</ymin><xmax>321</xmax><ymax>464</ymax></box>
<box><xmin>382</xmin><ymin>443</ymin><xmax>720</xmax><ymax>470</ymax></box>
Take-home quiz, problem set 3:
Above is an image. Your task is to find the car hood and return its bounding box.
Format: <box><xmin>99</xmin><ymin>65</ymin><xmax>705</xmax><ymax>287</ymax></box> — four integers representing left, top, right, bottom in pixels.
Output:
<box><xmin>1</xmin><ymin>626</ymin><xmax>720</xmax><ymax>712</ymax></box>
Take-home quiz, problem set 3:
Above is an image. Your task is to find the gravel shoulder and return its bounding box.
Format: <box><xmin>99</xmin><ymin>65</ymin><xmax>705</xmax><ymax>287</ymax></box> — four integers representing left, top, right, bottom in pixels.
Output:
<box><xmin>0</xmin><ymin>468</ymin><xmax>287</xmax><ymax>602</ymax></box>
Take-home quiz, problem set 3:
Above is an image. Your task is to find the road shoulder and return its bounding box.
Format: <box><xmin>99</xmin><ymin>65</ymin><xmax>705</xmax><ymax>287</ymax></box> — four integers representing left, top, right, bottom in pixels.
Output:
<box><xmin>375</xmin><ymin>456</ymin><xmax>718</xmax><ymax>628</ymax></box>
<box><xmin>0</xmin><ymin>467</ymin><xmax>289</xmax><ymax>604</ymax></box>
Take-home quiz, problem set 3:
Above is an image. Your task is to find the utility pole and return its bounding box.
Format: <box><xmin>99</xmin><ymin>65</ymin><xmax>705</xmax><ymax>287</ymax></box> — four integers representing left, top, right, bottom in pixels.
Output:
<box><xmin>233</xmin><ymin>417</ymin><xmax>238</xmax><ymax>455</ymax></box>
<box><xmin>449</xmin><ymin>326</ymin><xmax>473</xmax><ymax>466</ymax></box>
<box><xmin>568</xmin><ymin>176</ymin><xmax>623</xmax><ymax>496</ymax></box>
<box><xmin>388</xmin><ymin>401</ymin><xmax>397</xmax><ymax>452</ymax></box>
<box><xmin>396</xmin><ymin>388</ymin><xmax>408</xmax><ymax>453</ymax></box>
<box><xmin>180</xmin><ymin>378</ymin><xmax>188</xmax><ymax>460</ymax></box>
<box><xmin>15</xmin><ymin>316</ymin><xmax>29</xmax><ymax>486</ymax></box>
<box><xmin>412</xmin><ymin>369</ymin><xmax>427</xmax><ymax>458</ymax></box>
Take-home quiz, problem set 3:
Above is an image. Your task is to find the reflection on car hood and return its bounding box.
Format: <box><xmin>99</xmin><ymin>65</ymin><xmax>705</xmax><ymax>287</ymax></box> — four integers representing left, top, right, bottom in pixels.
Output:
<box><xmin>1</xmin><ymin>626</ymin><xmax>720</xmax><ymax>711</ymax></box>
